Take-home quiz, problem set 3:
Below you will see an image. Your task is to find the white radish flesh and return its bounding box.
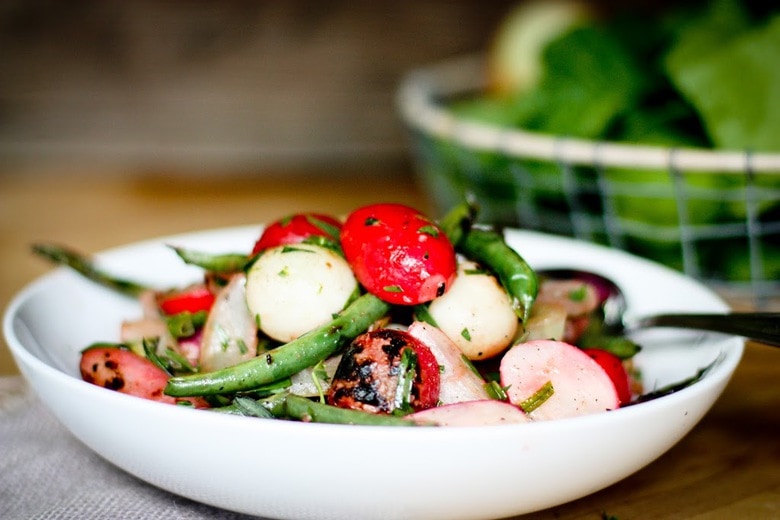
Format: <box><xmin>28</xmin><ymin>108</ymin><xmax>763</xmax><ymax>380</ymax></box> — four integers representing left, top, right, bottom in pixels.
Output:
<box><xmin>427</xmin><ymin>259</ymin><xmax>518</xmax><ymax>360</ymax></box>
<box><xmin>407</xmin><ymin>321</ymin><xmax>489</xmax><ymax>404</ymax></box>
<box><xmin>288</xmin><ymin>355</ymin><xmax>342</xmax><ymax>397</ymax></box>
<box><xmin>409</xmin><ymin>400</ymin><xmax>531</xmax><ymax>427</ymax></box>
<box><xmin>522</xmin><ymin>301</ymin><xmax>567</xmax><ymax>342</ymax></box>
<box><xmin>245</xmin><ymin>244</ymin><xmax>358</xmax><ymax>343</ymax></box>
<box><xmin>199</xmin><ymin>273</ymin><xmax>258</xmax><ymax>373</ymax></box>
<box><xmin>500</xmin><ymin>339</ymin><xmax>619</xmax><ymax>421</ymax></box>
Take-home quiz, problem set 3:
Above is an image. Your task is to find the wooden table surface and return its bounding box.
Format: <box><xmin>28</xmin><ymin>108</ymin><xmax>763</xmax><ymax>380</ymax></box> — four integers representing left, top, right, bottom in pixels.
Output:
<box><xmin>1</xmin><ymin>170</ymin><xmax>778</xmax><ymax>519</ymax></box>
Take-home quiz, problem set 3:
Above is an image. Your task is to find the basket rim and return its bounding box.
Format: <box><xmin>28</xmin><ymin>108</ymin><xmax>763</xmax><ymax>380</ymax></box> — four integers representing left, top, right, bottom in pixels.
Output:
<box><xmin>396</xmin><ymin>54</ymin><xmax>780</xmax><ymax>174</ymax></box>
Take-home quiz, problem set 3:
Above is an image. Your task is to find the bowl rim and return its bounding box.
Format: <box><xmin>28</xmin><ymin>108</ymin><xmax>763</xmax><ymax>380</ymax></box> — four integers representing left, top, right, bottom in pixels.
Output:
<box><xmin>396</xmin><ymin>54</ymin><xmax>780</xmax><ymax>173</ymax></box>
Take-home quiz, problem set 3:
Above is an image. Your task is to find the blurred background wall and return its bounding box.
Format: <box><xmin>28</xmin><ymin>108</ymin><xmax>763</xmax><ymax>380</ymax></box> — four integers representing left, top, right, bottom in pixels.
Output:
<box><xmin>0</xmin><ymin>0</ymin><xmax>516</xmax><ymax>175</ymax></box>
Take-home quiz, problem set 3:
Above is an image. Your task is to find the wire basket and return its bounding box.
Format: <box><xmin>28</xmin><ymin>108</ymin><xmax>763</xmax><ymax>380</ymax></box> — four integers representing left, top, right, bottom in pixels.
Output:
<box><xmin>397</xmin><ymin>55</ymin><xmax>780</xmax><ymax>309</ymax></box>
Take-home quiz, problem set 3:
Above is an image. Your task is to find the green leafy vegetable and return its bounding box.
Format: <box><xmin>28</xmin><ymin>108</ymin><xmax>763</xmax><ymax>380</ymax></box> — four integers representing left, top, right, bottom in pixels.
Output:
<box><xmin>664</xmin><ymin>1</ymin><xmax>780</xmax><ymax>151</ymax></box>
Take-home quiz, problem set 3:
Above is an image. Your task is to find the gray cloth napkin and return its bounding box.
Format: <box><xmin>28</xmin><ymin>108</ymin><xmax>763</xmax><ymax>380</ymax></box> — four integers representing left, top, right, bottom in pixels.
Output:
<box><xmin>0</xmin><ymin>377</ymin><xmax>263</xmax><ymax>520</ymax></box>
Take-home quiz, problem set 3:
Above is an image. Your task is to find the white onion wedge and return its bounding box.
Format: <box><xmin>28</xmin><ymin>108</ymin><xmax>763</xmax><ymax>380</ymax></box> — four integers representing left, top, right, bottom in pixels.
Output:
<box><xmin>199</xmin><ymin>273</ymin><xmax>258</xmax><ymax>373</ymax></box>
<box><xmin>288</xmin><ymin>355</ymin><xmax>342</xmax><ymax>397</ymax></box>
<box><xmin>521</xmin><ymin>301</ymin><xmax>567</xmax><ymax>342</ymax></box>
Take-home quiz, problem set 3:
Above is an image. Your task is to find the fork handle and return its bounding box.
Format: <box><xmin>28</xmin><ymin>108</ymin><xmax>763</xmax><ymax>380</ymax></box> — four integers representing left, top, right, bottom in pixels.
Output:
<box><xmin>635</xmin><ymin>312</ymin><xmax>780</xmax><ymax>347</ymax></box>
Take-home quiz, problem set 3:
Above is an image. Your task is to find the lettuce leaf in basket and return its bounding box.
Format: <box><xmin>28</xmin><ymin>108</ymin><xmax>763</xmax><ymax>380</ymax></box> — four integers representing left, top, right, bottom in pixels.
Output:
<box><xmin>450</xmin><ymin>21</ymin><xmax>649</xmax><ymax>139</ymax></box>
<box><xmin>507</xmin><ymin>23</ymin><xmax>647</xmax><ymax>139</ymax></box>
<box><xmin>664</xmin><ymin>1</ymin><xmax>780</xmax><ymax>152</ymax></box>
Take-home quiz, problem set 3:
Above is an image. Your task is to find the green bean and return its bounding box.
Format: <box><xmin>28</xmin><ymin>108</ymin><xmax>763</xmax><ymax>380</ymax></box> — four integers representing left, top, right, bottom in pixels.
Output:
<box><xmin>438</xmin><ymin>200</ymin><xmax>477</xmax><ymax>247</ymax></box>
<box><xmin>169</xmin><ymin>245</ymin><xmax>250</xmax><ymax>273</ymax></box>
<box><xmin>459</xmin><ymin>228</ymin><xmax>538</xmax><ymax>322</ymax></box>
<box><xmin>281</xmin><ymin>395</ymin><xmax>419</xmax><ymax>426</ymax></box>
<box><xmin>231</xmin><ymin>396</ymin><xmax>278</xmax><ymax>419</ymax></box>
<box><xmin>438</xmin><ymin>203</ymin><xmax>538</xmax><ymax>323</ymax></box>
<box><xmin>211</xmin><ymin>392</ymin><xmax>287</xmax><ymax>417</ymax></box>
<box><xmin>214</xmin><ymin>393</ymin><xmax>420</xmax><ymax>426</ymax></box>
<box><xmin>32</xmin><ymin>243</ymin><xmax>150</xmax><ymax>297</ymax></box>
<box><xmin>164</xmin><ymin>293</ymin><xmax>391</xmax><ymax>397</ymax></box>
<box><xmin>165</xmin><ymin>310</ymin><xmax>208</xmax><ymax>338</ymax></box>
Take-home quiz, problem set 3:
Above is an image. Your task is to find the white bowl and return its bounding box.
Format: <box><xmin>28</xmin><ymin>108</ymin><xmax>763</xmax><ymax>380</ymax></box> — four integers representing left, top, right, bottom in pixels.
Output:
<box><xmin>3</xmin><ymin>226</ymin><xmax>743</xmax><ymax>520</ymax></box>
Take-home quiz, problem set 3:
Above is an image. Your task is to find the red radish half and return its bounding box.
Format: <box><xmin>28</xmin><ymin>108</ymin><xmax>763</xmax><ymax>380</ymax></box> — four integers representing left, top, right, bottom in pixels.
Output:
<box><xmin>500</xmin><ymin>339</ymin><xmax>619</xmax><ymax>421</ymax></box>
<box><xmin>583</xmin><ymin>348</ymin><xmax>632</xmax><ymax>406</ymax></box>
<box><xmin>157</xmin><ymin>284</ymin><xmax>215</xmax><ymax>316</ymax></box>
<box><xmin>80</xmin><ymin>347</ymin><xmax>208</xmax><ymax>408</ymax></box>
<box><xmin>251</xmin><ymin>213</ymin><xmax>341</xmax><ymax>254</ymax></box>
<box><xmin>340</xmin><ymin>203</ymin><xmax>456</xmax><ymax>305</ymax></box>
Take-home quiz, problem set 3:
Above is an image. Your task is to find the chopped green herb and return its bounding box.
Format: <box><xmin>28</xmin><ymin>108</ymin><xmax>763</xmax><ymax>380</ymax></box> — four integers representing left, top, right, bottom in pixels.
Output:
<box><xmin>383</xmin><ymin>285</ymin><xmax>403</xmax><ymax>293</ymax></box>
<box><xmin>365</xmin><ymin>217</ymin><xmax>379</xmax><ymax>226</ymax></box>
<box><xmin>302</xmin><ymin>235</ymin><xmax>343</xmax><ymax>256</ymax></box>
<box><xmin>568</xmin><ymin>284</ymin><xmax>588</xmax><ymax>302</ymax></box>
<box><xmin>278</xmin><ymin>266</ymin><xmax>290</xmax><ymax>277</ymax></box>
<box><xmin>232</xmin><ymin>396</ymin><xmax>276</xmax><ymax>419</ymax></box>
<box><xmin>142</xmin><ymin>337</ymin><xmax>171</xmax><ymax>375</ymax></box>
<box><xmin>484</xmin><ymin>380</ymin><xmax>509</xmax><ymax>401</ymax></box>
<box><xmin>460</xmin><ymin>328</ymin><xmax>472</xmax><ymax>341</ymax></box>
<box><xmin>281</xmin><ymin>246</ymin><xmax>314</xmax><ymax>254</ymax></box>
<box><xmin>519</xmin><ymin>381</ymin><xmax>555</xmax><ymax>414</ymax></box>
<box><xmin>418</xmin><ymin>225</ymin><xmax>440</xmax><ymax>238</ymax></box>
<box><xmin>460</xmin><ymin>354</ymin><xmax>482</xmax><ymax>378</ymax></box>
<box><xmin>214</xmin><ymin>324</ymin><xmax>230</xmax><ymax>352</ymax></box>
<box><xmin>311</xmin><ymin>360</ymin><xmax>330</xmax><ymax>403</ymax></box>
<box><xmin>413</xmin><ymin>304</ymin><xmax>439</xmax><ymax>327</ymax></box>
<box><xmin>393</xmin><ymin>348</ymin><xmax>418</xmax><ymax>415</ymax></box>
<box><xmin>305</xmin><ymin>215</ymin><xmax>341</xmax><ymax>240</ymax></box>
<box><xmin>239</xmin><ymin>379</ymin><xmax>293</xmax><ymax>399</ymax></box>
<box><xmin>164</xmin><ymin>347</ymin><xmax>197</xmax><ymax>374</ymax></box>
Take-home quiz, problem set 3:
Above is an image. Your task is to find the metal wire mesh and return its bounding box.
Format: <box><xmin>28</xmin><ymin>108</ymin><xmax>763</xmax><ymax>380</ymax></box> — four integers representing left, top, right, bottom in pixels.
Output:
<box><xmin>397</xmin><ymin>56</ymin><xmax>780</xmax><ymax>308</ymax></box>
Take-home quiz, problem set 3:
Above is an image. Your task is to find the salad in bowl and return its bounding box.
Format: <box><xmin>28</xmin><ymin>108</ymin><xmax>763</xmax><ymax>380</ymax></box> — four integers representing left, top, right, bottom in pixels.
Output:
<box><xmin>39</xmin><ymin>202</ymin><xmax>700</xmax><ymax>425</ymax></box>
<box><xmin>5</xmin><ymin>201</ymin><xmax>741</xmax><ymax>519</ymax></box>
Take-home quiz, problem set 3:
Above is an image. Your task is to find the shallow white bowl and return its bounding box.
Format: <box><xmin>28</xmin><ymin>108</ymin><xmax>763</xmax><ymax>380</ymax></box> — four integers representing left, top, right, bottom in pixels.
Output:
<box><xmin>3</xmin><ymin>226</ymin><xmax>743</xmax><ymax>520</ymax></box>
